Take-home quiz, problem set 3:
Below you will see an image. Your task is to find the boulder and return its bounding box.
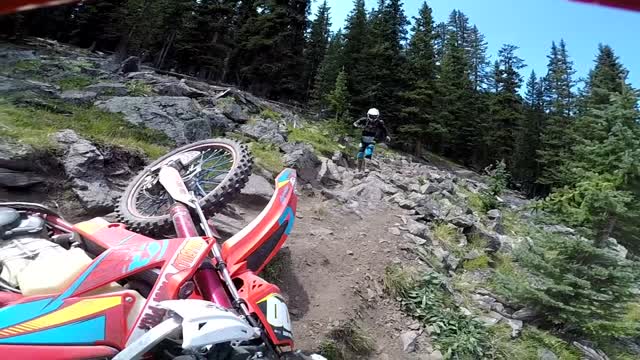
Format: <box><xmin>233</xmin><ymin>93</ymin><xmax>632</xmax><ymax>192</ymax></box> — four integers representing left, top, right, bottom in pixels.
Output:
<box><xmin>400</xmin><ymin>330</ymin><xmax>419</xmax><ymax>353</ymax></box>
<box><xmin>427</xmin><ymin>350</ymin><xmax>444</xmax><ymax>360</ymax></box>
<box><xmin>96</xmin><ymin>96</ymin><xmax>210</xmax><ymax>145</ymax></box>
<box><xmin>280</xmin><ymin>143</ymin><xmax>320</xmax><ymax>184</ymax></box>
<box><xmin>238</xmin><ymin>174</ymin><xmax>274</xmax><ymax>206</ymax></box>
<box><xmin>317</xmin><ymin>158</ymin><xmax>342</xmax><ymax>187</ymax></box>
<box><xmin>538</xmin><ymin>349</ymin><xmax>558</xmax><ymax>360</ymax></box>
<box><xmin>220</xmin><ymin>101</ymin><xmax>250</xmax><ymax>123</ymax></box>
<box><xmin>59</xmin><ymin>90</ymin><xmax>97</xmax><ymax>106</ymax></box>
<box><xmin>511</xmin><ymin>307</ymin><xmax>539</xmax><ymax>321</ymax></box>
<box><xmin>507</xmin><ymin>319</ymin><xmax>524</xmax><ymax>338</ymax></box>
<box><xmin>445</xmin><ymin>253</ymin><xmax>460</xmax><ymax>270</ymax></box>
<box><xmin>415</xmin><ymin>199</ymin><xmax>445</xmax><ymax>221</ymax></box>
<box><xmin>542</xmin><ymin>224</ymin><xmax>576</xmax><ymax>236</ymax></box>
<box><xmin>0</xmin><ymin>168</ymin><xmax>44</xmax><ymax>188</ymax></box>
<box><xmin>203</xmin><ymin>108</ymin><xmax>236</xmax><ymax>132</ymax></box>
<box><xmin>85</xmin><ymin>82</ymin><xmax>128</xmax><ymax>96</ymax></box>
<box><xmin>240</xmin><ymin>119</ymin><xmax>288</xmax><ymax>145</ymax></box>
<box><xmin>466</xmin><ymin>224</ymin><xmax>501</xmax><ymax>253</ymax></box>
<box><xmin>50</xmin><ymin>130</ymin><xmax>120</xmax><ymax>213</ymax></box>
<box><xmin>406</xmin><ymin>219</ymin><xmax>430</xmax><ymax>239</ymax></box>
<box><xmin>156</xmin><ymin>79</ymin><xmax>209</xmax><ymax>98</ymax></box>
<box><xmin>440</xmin><ymin>179</ymin><xmax>455</xmax><ymax>193</ymax></box>
<box><xmin>420</xmin><ymin>182</ymin><xmax>439</xmax><ymax>194</ymax></box>
<box><xmin>448</xmin><ymin>214</ymin><xmax>476</xmax><ymax>229</ymax></box>
<box><xmin>0</xmin><ymin>76</ymin><xmax>58</xmax><ymax>96</ymax></box>
<box><xmin>119</xmin><ymin>56</ymin><xmax>140</xmax><ymax>73</ymax></box>
<box><xmin>487</xmin><ymin>209</ymin><xmax>502</xmax><ymax>221</ymax></box>
<box><xmin>403</xmin><ymin>233</ymin><xmax>428</xmax><ymax>246</ymax></box>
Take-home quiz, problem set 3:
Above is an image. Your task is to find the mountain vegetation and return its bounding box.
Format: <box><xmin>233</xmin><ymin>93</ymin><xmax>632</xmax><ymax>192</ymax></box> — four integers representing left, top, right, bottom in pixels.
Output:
<box><xmin>1</xmin><ymin>1</ymin><xmax>639</xmax><ymax>358</ymax></box>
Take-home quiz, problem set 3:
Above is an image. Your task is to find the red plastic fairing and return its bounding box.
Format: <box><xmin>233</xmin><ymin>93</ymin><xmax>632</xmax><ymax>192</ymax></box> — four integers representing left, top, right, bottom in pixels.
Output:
<box><xmin>222</xmin><ymin>169</ymin><xmax>297</xmax><ymax>277</ymax></box>
<box><xmin>571</xmin><ymin>0</ymin><xmax>640</xmax><ymax>11</ymax></box>
<box><xmin>235</xmin><ymin>272</ymin><xmax>293</xmax><ymax>348</ymax></box>
<box><xmin>0</xmin><ymin>345</ymin><xmax>119</xmax><ymax>359</ymax></box>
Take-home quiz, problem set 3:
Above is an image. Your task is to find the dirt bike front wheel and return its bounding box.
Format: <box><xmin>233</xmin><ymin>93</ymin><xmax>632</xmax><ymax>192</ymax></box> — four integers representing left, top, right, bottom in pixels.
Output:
<box><xmin>116</xmin><ymin>138</ymin><xmax>253</xmax><ymax>235</ymax></box>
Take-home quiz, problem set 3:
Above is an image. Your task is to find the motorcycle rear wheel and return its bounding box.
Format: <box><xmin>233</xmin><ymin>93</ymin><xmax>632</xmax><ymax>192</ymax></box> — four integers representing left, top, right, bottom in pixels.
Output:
<box><xmin>116</xmin><ymin>138</ymin><xmax>252</xmax><ymax>235</ymax></box>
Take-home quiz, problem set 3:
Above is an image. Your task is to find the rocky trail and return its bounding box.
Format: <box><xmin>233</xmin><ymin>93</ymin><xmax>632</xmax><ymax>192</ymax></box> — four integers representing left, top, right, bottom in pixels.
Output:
<box><xmin>1</xmin><ymin>39</ymin><xmax>633</xmax><ymax>360</ymax></box>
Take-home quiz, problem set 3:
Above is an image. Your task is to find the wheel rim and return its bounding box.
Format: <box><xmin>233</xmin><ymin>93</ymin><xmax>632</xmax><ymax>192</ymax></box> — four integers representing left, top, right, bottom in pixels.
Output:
<box><xmin>127</xmin><ymin>143</ymin><xmax>238</xmax><ymax>219</ymax></box>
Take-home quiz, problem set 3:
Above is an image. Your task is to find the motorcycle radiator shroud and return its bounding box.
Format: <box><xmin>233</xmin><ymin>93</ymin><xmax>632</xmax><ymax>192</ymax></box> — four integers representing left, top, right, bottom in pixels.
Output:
<box><xmin>0</xmin><ymin>169</ymin><xmax>298</xmax><ymax>359</ymax></box>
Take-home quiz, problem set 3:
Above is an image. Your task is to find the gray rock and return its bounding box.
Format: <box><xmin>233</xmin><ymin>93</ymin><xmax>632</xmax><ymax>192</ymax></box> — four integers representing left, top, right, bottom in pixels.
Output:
<box><xmin>604</xmin><ymin>237</ymin><xmax>628</xmax><ymax>259</ymax></box>
<box><xmin>203</xmin><ymin>108</ymin><xmax>236</xmax><ymax>132</ymax></box>
<box><xmin>427</xmin><ymin>350</ymin><xmax>444</xmax><ymax>360</ymax></box>
<box><xmin>398</xmin><ymin>199</ymin><xmax>417</xmax><ymax>210</ymax></box>
<box><xmin>317</xmin><ymin>158</ymin><xmax>341</xmax><ymax>187</ymax></box>
<box><xmin>573</xmin><ymin>341</ymin><xmax>610</xmax><ymax>360</ymax></box>
<box><xmin>440</xmin><ymin>179</ymin><xmax>455</xmax><ymax>193</ymax></box>
<box><xmin>538</xmin><ymin>348</ymin><xmax>558</xmax><ymax>360</ymax></box>
<box><xmin>221</xmin><ymin>101</ymin><xmax>250</xmax><ymax>123</ymax></box>
<box><xmin>420</xmin><ymin>182</ymin><xmax>439</xmax><ymax>194</ymax></box>
<box><xmin>416</xmin><ymin>199</ymin><xmax>444</xmax><ymax>221</ymax></box>
<box><xmin>472</xmin><ymin>294</ymin><xmax>497</xmax><ymax>311</ymax></box>
<box><xmin>487</xmin><ymin>209</ymin><xmax>502</xmax><ymax>221</ymax></box>
<box><xmin>280</xmin><ymin>143</ymin><xmax>320</xmax><ymax>184</ymax></box>
<box><xmin>400</xmin><ymin>330</ymin><xmax>419</xmax><ymax>353</ymax></box>
<box><xmin>120</xmin><ymin>56</ymin><xmax>140</xmax><ymax>73</ymax></box>
<box><xmin>239</xmin><ymin>174</ymin><xmax>274</xmax><ymax>206</ymax></box>
<box><xmin>50</xmin><ymin>130</ymin><xmax>119</xmax><ymax>213</ymax></box>
<box><xmin>407</xmin><ymin>219</ymin><xmax>430</xmax><ymax>239</ymax></box>
<box><xmin>96</xmin><ymin>96</ymin><xmax>209</xmax><ymax>145</ymax></box>
<box><xmin>240</xmin><ymin>119</ymin><xmax>288</xmax><ymax>145</ymax></box>
<box><xmin>467</xmin><ymin>224</ymin><xmax>501</xmax><ymax>253</ymax></box>
<box><xmin>0</xmin><ymin>168</ymin><xmax>44</xmax><ymax>188</ymax></box>
<box><xmin>85</xmin><ymin>82</ymin><xmax>128</xmax><ymax>96</ymax></box>
<box><xmin>464</xmin><ymin>249</ymin><xmax>484</xmax><ymax>261</ymax></box>
<box><xmin>388</xmin><ymin>227</ymin><xmax>401</xmax><ymax>236</ymax></box>
<box><xmin>156</xmin><ymin>79</ymin><xmax>209</xmax><ymax>98</ymax></box>
<box><xmin>0</xmin><ymin>76</ymin><xmax>58</xmax><ymax>96</ymax></box>
<box><xmin>348</xmin><ymin>181</ymin><xmax>384</xmax><ymax>202</ymax></box>
<box><xmin>445</xmin><ymin>253</ymin><xmax>460</xmax><ymax>270</ymax></box>
<box><xmin>511</xmin><ymin>307</ymin><xmax>539</xmax><ymax>321</ymax></box>
<box><xmin>404</xmin><ymin>233</ymin><xmax>428</xmax><ymax>246</ymax></box>
<box><xmin>448</xmin><ymin>214</ymin><xmax>476</xmax><ymax>229</ymax></box>
<box><xmin>507</xmin><ymin>319</ymin><xmax>524</xmax><ymax>338</ymax></box>
<box><xmin>477</xmin><ymin>311</ymin><xmax>504</xmax><ymax>326</ymax></box>
<box><xmin>542</xmin><ymin>224</ymin><xmax>576</xmax><ymax>235</ymax></box>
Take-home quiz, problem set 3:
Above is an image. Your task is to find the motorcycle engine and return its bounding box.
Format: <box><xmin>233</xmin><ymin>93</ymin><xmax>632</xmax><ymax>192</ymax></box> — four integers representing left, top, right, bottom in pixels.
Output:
<box><xmin>0</xmin><ymin>207</ymin><xmax>67</xmax><ymax>289</ymax></box>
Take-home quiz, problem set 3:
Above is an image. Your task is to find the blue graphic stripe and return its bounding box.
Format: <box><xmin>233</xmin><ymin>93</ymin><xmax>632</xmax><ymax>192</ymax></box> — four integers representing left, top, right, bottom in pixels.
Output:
<box><xmin>278</xmin><ymin>206</ymin><xmax>295</xmax><ymax>235</ymax></box>
<box><xmin>0</xmin><ymin>298</ymin><xmax>53</xmax><ymax>330</ymax></box>
<box><xmin>0</xmin><ymin>316</ymin><xmax>106</xmax><ymax>344</ymax></box>
<box><xmin>43</xmin><ymin>250</ymin><xmax>111</xmax><ymax>312</ymax></box>
<box><xmin>277</xmin><ymin>169</ymin><xmax>292</xmax><ymax>183</ymax></box>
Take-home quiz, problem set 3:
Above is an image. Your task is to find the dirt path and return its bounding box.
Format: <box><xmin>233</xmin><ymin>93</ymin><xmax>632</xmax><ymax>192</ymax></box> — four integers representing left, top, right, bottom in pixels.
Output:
<box><xmin>275</xmin><ymin>193</ymin><xmax>433</xmax><ymax>359</ymax></box>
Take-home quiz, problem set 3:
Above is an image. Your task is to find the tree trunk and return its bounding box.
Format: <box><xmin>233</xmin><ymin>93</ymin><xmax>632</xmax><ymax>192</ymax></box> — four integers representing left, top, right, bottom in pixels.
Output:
<box><xmin>596</xmin><ymin>214</ymin><xmax>617</xmax><ymax>248</ymax></box>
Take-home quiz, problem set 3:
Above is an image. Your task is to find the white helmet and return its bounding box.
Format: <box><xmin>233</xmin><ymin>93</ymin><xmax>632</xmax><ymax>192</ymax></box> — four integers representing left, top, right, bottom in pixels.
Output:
<box><xmin>367</xmin><ymin>108</ymin><xmax>380</xmax><ymax>121</ymax></box>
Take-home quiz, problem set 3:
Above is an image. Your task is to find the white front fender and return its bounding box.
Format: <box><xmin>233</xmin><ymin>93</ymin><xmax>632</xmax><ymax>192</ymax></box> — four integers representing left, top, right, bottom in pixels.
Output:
<box><xmin>160</xmin><ymin>300</ymin><xmax>260</xmax><ymax>350</ymax></box>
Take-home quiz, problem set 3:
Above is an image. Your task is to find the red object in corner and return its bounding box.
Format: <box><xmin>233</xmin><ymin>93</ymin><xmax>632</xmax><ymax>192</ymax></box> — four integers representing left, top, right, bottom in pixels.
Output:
<box><xmin>571</xmin><ymin>0</ymin><xmax>640</xmax><ymax>11</ymax></box>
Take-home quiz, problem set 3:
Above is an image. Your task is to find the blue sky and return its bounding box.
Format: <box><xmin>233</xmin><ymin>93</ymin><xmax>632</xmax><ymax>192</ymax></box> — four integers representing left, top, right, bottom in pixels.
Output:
<box><xmin>313</xmin><ymin>0</ymin><xmax>640</xmax><ymax>90</ymax></box>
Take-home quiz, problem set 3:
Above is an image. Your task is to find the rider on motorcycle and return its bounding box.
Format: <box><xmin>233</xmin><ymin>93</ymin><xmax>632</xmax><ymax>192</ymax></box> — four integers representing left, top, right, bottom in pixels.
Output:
<box><xmin>353</xmin><ymin>108</ymin><xmax>390</xmax><ymax>172</ymax></box>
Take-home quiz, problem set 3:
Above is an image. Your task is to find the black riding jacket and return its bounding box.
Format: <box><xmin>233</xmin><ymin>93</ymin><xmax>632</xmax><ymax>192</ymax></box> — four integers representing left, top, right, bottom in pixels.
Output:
<box><xmin>353</xmin><ymin>117</ymin><xmax>389</xmax><ymax>143</ymax></box>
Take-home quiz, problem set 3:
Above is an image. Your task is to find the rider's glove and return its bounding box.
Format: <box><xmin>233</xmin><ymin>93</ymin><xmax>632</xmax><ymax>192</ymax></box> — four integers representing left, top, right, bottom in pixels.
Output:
<box><xmin>386</xmin><ymin>136</ymin><xmax>391</xmax><ymax>143</ymax></box>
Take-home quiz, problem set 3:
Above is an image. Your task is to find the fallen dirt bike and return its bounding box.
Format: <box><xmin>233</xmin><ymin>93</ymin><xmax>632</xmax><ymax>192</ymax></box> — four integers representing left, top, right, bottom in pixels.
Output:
<box><xmin>0</xmin><ymin>139</ymin><xmax>323</xmax><ymax>360</ymax></box>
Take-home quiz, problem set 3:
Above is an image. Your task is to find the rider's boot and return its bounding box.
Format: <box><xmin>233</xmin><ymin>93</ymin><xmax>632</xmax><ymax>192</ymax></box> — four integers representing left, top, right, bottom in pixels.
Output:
<box><xmin>357</xmin><ymin>159</ymin><xmax>364</xmax><ymax>173</ymax></box>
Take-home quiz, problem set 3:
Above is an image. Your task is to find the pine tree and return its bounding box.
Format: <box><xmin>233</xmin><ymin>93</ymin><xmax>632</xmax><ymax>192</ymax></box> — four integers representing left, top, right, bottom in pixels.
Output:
<box><xmin>496</xmin><ymin>229</ymin><xmax>639</xmax><ymax>337</ymax></box>
<box><xmin>583</xmin><ymin>44</ymin><xmax>628</xmax><ymax>108</ymax></box>
<box><xmin>327</xmin><ymin>70</ymin><xmax>350</xmax><ymax>122</ymax></box>
<box><xmin>435</xmin><ymin>24</ymin><xmax>475</xmax><ymax>160</ymax></box>
<box><xmin>399</xmin><ymin>1</ymin><xmax>437</xmax><ymax>156</ymax></box>
<box><xmin>514</xmin><ymin>71</ymin><xmax>545</xmax><ymax>195</ymax></box>
<box><xmin>537</xmin><ymin>40</ymin><xmax>576</xmax><ymax>189</ymax></box>
<box><xmin>343</xmin><ymin>0</ymin><xmax>372</xmax><ymax>114</ymax></box>
<box><xmin>233</xmin><ymin>0</ymin><xmax>310</xmax><ymax>99</ymax></box>
<box><xmin>482</xmin><ymin>44</ymin><xmax>525</xmax><ymax>165</ymax></box>
<box><xmin>304</xmin><ymin>0</ymin><xmax>332</xmax><ymax>99</ymax></box>
<box><xmin>312</xmin><ymin>30</ymin><xmax>346</xmax><ymax>107</ymax></box>
<box><xmin>468</xmin><ymin>25</ymin><xmax>489</xmax><ymax>91</ymax></box>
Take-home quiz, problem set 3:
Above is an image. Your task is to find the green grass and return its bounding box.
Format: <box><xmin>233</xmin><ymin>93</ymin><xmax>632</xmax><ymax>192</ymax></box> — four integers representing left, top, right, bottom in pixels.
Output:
<box><xmin>463</xmin><ymin>254</ymin><xmax>490</xmax><ymax>270</ymax></box>
<box><xmin>383</xmin><ymin>264</ymin><xmax>416</xmax><ymax>298</ymax></box>
<box><xmin>249</xmin><ymin>142</ymin><xmax>284</xmax><ymax>174</ymax></box>
<box><xmin>259</xmin><ymin>108</ymin><xmax>282</xmax><ymax>120</ymax></box>
<box><xmin>0</xmin><ymin>99</ymin><xmax>171</xmax><ymax>158</ymax></box>
<box><xmin>261</xmin><ymin>250</ymin><xmax>287</xmax><ymax>285</ymax></box>
<box><xmin>58</xmin><ymin>75</ymin><xmax>94</xmax><ymax>91</ymax></box>
<box><xmin>318</xmin><ymin>321</ymin><xmax>375</xmax><ymax>360</ymax></box>
<box><xmin>126</xmin><ymin>80</ymin><xmax>153</xmax><ymax>97</ymax></box>
<box><xmin>289</xmin><ymin>126</ymin><xmax>344</xmax><ymax>157</ymax></box>
<box><xmin>491</xmin><ymin>325</ymin><xmax>580</xmax><ymax>360</ymax></box>
<box><xmin>13</xmin><ymin>59</ymin><xmax>42</xmax><ymax>73</ymax></box>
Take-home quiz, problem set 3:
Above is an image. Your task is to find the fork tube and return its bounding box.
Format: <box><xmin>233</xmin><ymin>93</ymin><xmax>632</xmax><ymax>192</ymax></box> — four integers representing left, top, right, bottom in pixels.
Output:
<box><xmin>195</xmin><ymin>262</ymin><xmax>232</xmax><ymax>309</ymax></box>
<box><xmin>170</xmin><ymin>203</ymin><xmax>198</xmax><ymax>238</ymax></box>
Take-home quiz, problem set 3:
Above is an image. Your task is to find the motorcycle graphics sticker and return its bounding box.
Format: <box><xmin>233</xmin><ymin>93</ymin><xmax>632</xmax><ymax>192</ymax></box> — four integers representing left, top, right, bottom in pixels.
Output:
<box><xmin>258</xmin><ymin>294</ymin><xmax>292</xmax><ymax>342</ymax></box>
